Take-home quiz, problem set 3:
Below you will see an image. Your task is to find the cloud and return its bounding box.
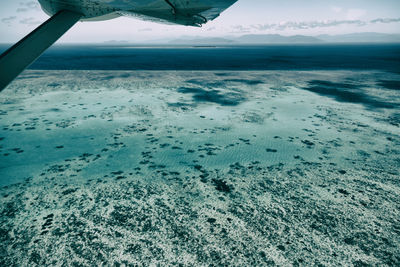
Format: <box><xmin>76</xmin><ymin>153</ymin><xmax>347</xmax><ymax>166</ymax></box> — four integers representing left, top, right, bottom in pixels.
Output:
<box><xmin>370</xmin><ymin>18</ymin><xmax>400</xmax><ymax>24</ymax></box>
<box><xmin>230</xmin><ymin>25</ymin><xmax>251</xmax><ymax>34</ymax></box>
<box><xmin>346</xmin><ymin>9</ymin><xmax>367</xmax><ymax>20</ymax></box>
<box><xmin>241</xmin><ymin>18</ymin><xmax>400</xmax><ymax>33</ymax></box>
<box><xmin>1</xmin><ymin>16</ymin><xmax>17</xmax><ymax>25</ymax></box>
<box><xmin>331</xmin><ymin>6</ymin><xmax>343</xmax><ymax>13</ymax></box>
<box><xmin>17</xmin><ymin>1</ymin><xmax>40</xmax><ymax>12</ymax></box>
<box><xmin>248</xmin><ymin>20</ymin><xmax>366</xmax><ymax>32</ymax></box>
<box><xmin>19</xmin><ymin>17</ymin><xmax>41</xmax><ymax>25</ymax></box>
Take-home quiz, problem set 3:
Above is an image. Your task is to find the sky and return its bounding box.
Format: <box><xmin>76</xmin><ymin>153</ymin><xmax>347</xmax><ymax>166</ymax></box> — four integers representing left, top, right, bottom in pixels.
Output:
<box><xmin>0</xmin><ymin>0</ymin><xmax>400</xmax><ymax>43</ymax></box>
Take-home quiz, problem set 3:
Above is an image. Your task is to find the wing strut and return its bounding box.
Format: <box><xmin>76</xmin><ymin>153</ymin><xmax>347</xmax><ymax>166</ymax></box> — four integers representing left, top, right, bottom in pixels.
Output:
<box><xmin>164</xmin><ymin>0</ymin><xmax>177</xmax><ymax>15</ymax></box>
<box><xmin>0</xmin><ymin>10</ymin><xmax>82</xmax><ymax>92</ymax></box>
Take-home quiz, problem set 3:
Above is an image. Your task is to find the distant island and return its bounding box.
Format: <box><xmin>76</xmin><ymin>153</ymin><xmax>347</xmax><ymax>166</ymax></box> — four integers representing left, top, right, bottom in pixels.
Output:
<box><xmin>103</xmin><ymin>32</ymin><xmax>400</xmax><ymax>45</ymax></box>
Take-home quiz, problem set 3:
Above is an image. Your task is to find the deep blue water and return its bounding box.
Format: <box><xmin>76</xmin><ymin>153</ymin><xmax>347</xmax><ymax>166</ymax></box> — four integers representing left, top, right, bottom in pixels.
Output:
<box><xmin>1</xmin><ymin>44</ymin><xmax>400</xmax><ymax>72</ymax></box>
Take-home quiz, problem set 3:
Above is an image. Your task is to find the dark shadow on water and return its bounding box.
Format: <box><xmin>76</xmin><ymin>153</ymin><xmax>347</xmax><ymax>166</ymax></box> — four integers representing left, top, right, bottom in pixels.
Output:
<box><xmin>177</xmin><ymin>87</ymin><xmax>246</xmax><ymax>106</ymax></box>
<box><xmin>378</xmin><ymin>80</ymin><xmax>400</xmax><ymax>91</ymax></box>
<box><xmin>304</xmin><ymin>80</ymin><xmax>397</xmax><ymax>109</ymax></box>
<box><xmin>178</xmin><ymin>87</ymin><xmax>202</xmax><ymax>94</ymax></box>
<box><xmin>223</xmin><ymin>79</ymin><xmax>264</xmax><ymax>85</ymax></box>
<box><xmin>47</xmin><ymin>83</ymin><xmax>61</xmax><ymax>87</ymax></box>
<box><xmin>167</xmin><ymin>102</ymin><xmax>196</xmax><ymax>110</ymax></box>
<box><xmin>387</xmin><ymin>112</ymin><xmax>400</xmax><ymax>127</ymax></box>
<box><xmin>214</xmin><ymin>73</ymin><xmax>231</xmax><ymax>77</ymax></box>
<box><xmin>119</xmin><ymin>73</ymin><xmax>131</xmax><ymax>78</ymax></box>
<box><xmin>46</xmin><ymin>108</ymin><xmax>62</xmax><ymax>112</ymax></box>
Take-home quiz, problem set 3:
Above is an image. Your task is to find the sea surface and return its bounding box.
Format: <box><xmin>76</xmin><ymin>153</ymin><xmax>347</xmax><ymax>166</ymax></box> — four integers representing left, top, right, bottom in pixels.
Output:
<box><xmin>1</xmin><ymin>43</ymin><xmax>400</xmax><ymax>71</ymax></box>
<box><xmin>0</xmin><ymin>44</ymin><xmax>399</xmax><ymax>266</ymax></box>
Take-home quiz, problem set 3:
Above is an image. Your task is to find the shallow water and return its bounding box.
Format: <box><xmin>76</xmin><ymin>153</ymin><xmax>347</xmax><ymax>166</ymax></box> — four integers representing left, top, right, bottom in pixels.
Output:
<box><xmin>0</xmin><ymin>70</ymin><xmax>399</xmax><ymax>266</ymax></box>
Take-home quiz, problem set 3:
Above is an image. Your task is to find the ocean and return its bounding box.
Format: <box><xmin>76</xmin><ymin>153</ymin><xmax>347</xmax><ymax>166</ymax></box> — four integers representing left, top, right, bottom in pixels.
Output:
<box><xmin>0</xmin><ymin>44</ymin><xmax>399</xmax><ymax>266</ymax></box>
<box><xmin>1</xmin><ymin>43</ymin><xmax>400</xmax><ymax>71</ymax></box>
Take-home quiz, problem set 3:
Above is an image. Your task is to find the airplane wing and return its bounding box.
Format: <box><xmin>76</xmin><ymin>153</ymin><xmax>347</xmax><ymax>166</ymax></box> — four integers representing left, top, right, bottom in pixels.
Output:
<box><xmin>0</xmin><ymin>0</ymin><xmax>238</xmax><ymax>92</ymax></box>
<box><xmin>117</xmin><ymin>0</ymin><xmax>238</xmax><ymax>27</ymax></box>
<box><xmin>38</xmin><ymin>0</ymin><xmax>237</xmax><ymax>26</ymax></box>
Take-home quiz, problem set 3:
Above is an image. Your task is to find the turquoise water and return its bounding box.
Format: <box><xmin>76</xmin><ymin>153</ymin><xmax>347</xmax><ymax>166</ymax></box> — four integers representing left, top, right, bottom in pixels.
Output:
<box><xmin>0</xmin><ymin>50</ymin><xmax>399</xmax><ymax>265</ymax></box>
<box><xmin>3</xmin><ymin>70</ymin><xmax>397</xmax><ymax>186</ymax></box>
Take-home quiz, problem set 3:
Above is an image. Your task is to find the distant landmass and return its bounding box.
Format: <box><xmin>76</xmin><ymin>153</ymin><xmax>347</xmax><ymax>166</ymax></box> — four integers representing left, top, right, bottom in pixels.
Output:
<box><xmin>233</xmin><ymin>34</ymin><xmax>323</xmax><ymax>44</ymax></box>
<box><xmin>317</xmin><ymin>32</ymin><xmax>400</xmax><ymax>43</ymax></box>
<box><xmin>168</xmin><ymin>35</ymin><xmax>321</xmax><ymax>44</ymax></box>
<box><xmin>114</xmin><ymin>32</ymin><xmax>400</xmax><ymax>45</ymax></box>
<box><xmin>168</xmin><ymin>37</ymin><xmax>235</xmax><ymax>45</ymax></box>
